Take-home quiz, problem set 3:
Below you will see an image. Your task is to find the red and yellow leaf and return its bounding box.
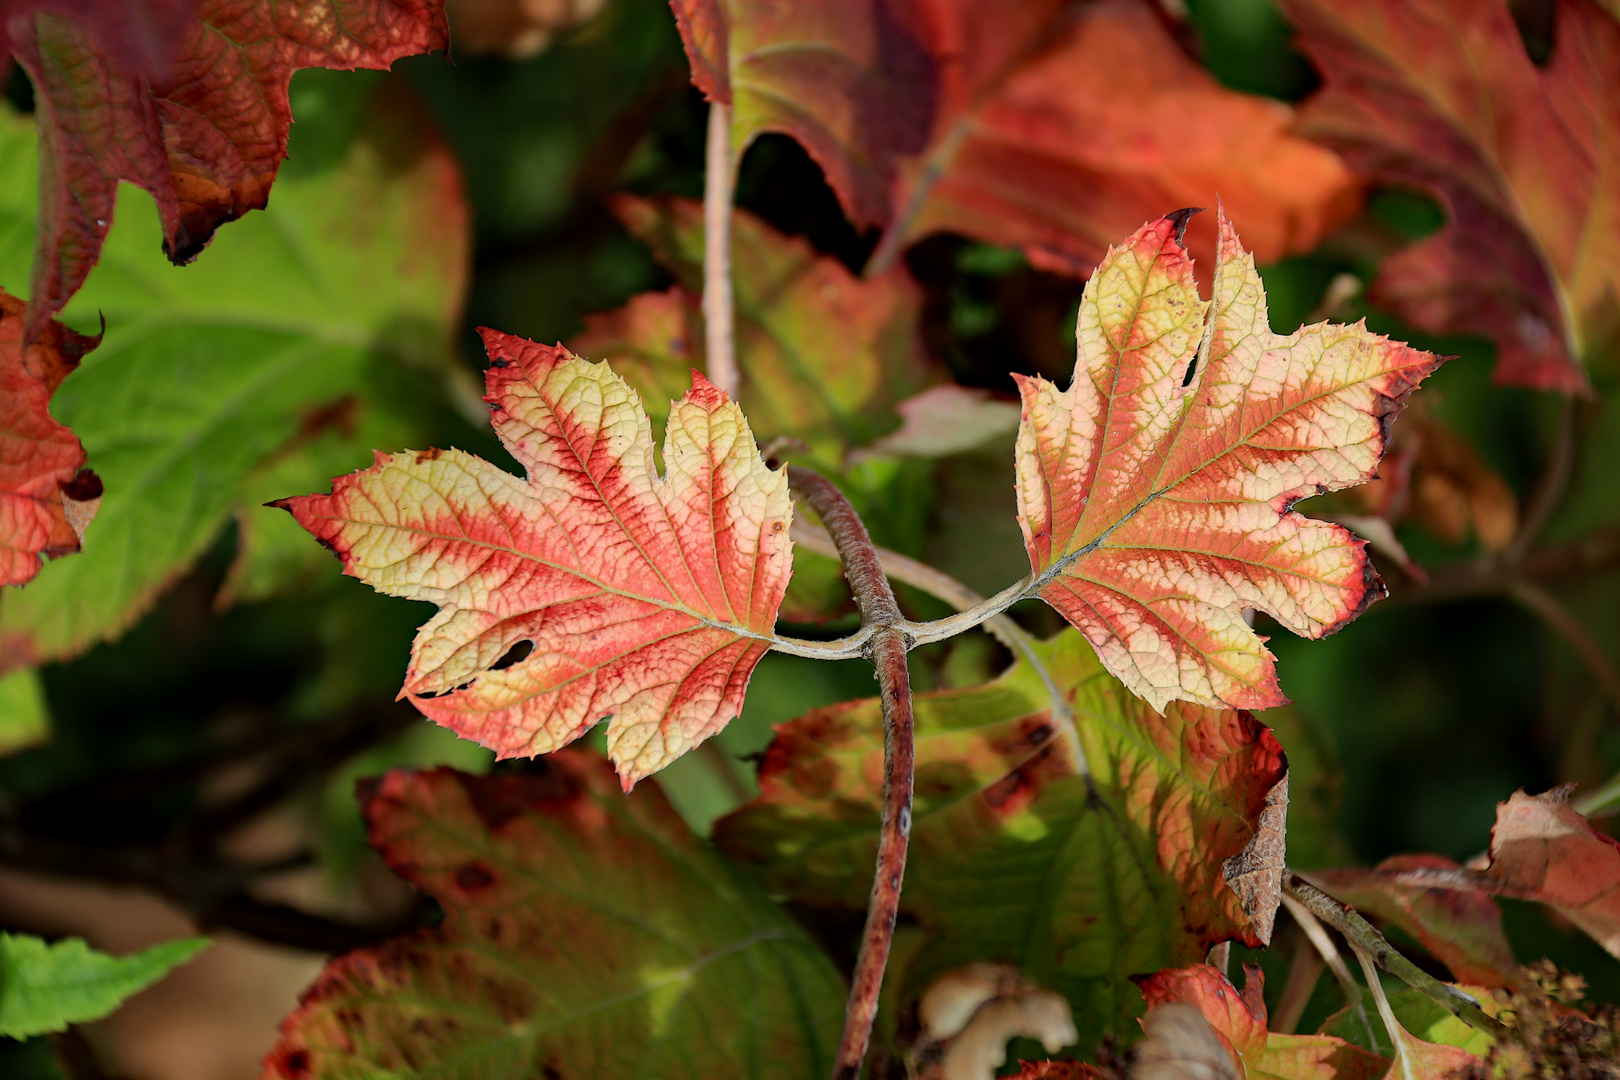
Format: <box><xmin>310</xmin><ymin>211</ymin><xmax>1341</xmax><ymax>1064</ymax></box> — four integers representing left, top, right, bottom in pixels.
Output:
<box><xmin>263</xmin><ymin>756</ymin><xmax>845</xmax><ymax>1079</ymax></box>
<box><xmin>8</xmin><ymin>0</ymin><xmax>448</xmax><ymax>336</ymax></box>
<box><xmin>0</xmin><ymin>286</ymin><xmax>100</xmax><ymax>587</ymax></box>
<box><xmin>276</xmin><ymin>333</ymin><xmax>793</xmax><ymax>786</ymax></box>
<box><xmin>1481</xmin><ymin>786</ymin><xmax>1620</xmax><ymax>958</ymax></box>
<box><xmin>1279</xmin><ymin>0</ymin><xmax>1619</xmax><ymax>390</ymax></box>
<box><xmin>1305</xmin><ymin>855</ymin><xmax>1522</xmax><ymax>988</ymax></box>
<box><xmin>1137</xmin><ymin>964</ymin><xmax>1388</xmax><ymax>1080</ymax></box>
<box><xmin>671</xmin><ymin>0</ymin><xmax>1358</xmax><ymax>273</ymax></box>
<box><xmin>1015</xmin><ymin>208</ymin><xmax>1441</xmax><ymax>712</ymax></box>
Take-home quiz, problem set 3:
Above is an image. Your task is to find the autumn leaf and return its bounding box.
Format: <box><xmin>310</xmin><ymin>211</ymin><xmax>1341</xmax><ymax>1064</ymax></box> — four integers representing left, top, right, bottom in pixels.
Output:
<box><xmin>264</xmin><ymin>756</ymin><xmax>845</xmax><ymax>1079</ymax></box>
<box><xmin>1015</xmin><ymin>208</ymin><xmax>1441</xmax><ymax>712</ymax></box>
<box><xmin>1136</xmin><ymin>964</ymin><xmax>1387</xmax><ymax>1080</ymax></box>
<box><xmin>1279</xmin><ymin>0</ymin><xmax>1619</xmax><ymax>390</ymax></box>
<box><xmin>0</xmin><ymin>87</ymin><xmax>467</xmax><ymax>669</ymax></box>
<box><xmin>1304</xmin><ymin>855</ymin><xmax>1522</xmax><ymax>988</ymax></box>
<box><xmin>671</xmin><ymin>0</ymin><xmax>1357</xmax><ymax>274</ymax></box>
<box><xmin>279</xmin><ymin>333</ymin><xmax>794</xmax><ymax>786</ymax></box>
<box><xmin>0</xmin><ymin>285</ymin><xmax>100</xmax><ymax>587</ymax></box>
<box><xmin>715</xmin><ymin>629</ymin><xmax>1287</xmax><ymax>1051</ymax></box>
<box><xmin>7</xmin><ymin>0</ymin><xmax>448</xmax><ymax>336</ymax></box>
<box><xmin>1479</xmin><ymin>786</ymin><xmax>1620</xmax><ymax>959</ymax></box>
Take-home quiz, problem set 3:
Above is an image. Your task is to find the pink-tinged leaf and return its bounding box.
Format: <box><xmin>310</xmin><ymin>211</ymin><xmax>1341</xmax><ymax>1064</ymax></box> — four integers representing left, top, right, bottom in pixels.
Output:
<box><xmin>262</xmin><ymin>757</ymin><xmax>845</xmax><ymax>1079</ymax></box>
<box><xmin>9</xmin><ymin>0</ymin><xmax>448</xmax><ymax>336</ymax></box>
<box><xmin>0</xmin><ymin>286</ymin><xmax>100</xmax><ymax>587</ymax></box>
<box><xmin>1137</xmin><ymin>964</ymin><xmax>1389</xmax><ymax>1080</ymax></box>
<box><xmin>1279</xmin><ymin>0</ymin><xmax>1619</xmax><ymax>390</ymax></box>
<box><xmin>669</xmin><ymin>0</ymin><xmax>1359</xmax><ymax>274</ymax></box>
<box><xmin>0</xmin><ymin>0</ymin><xmax>194</xmax><ymax>76</ymax></box>
<box><xmin>1305</xmin><ymin>855</ymin><xmax>1521</xmax><ymax>988</ymax></box>
<box><xmin>715</xmin><ymin>630</ymin><xmax>1289</xmax><ymax>1052</ymax></box>
<box><xmin>277</xmin><ymin>335</ymin><xmax>793</xmax><ymax>786</ymax></box>
<box><xmin>1015</xmin><ymin>208</ymin><xmax>1442</xmax><ymax>712</ymax></box>
<box><xmin>1480</xmin><ymin>786</ymin><xmax>1620</xmax><ymax>958</ymax></box>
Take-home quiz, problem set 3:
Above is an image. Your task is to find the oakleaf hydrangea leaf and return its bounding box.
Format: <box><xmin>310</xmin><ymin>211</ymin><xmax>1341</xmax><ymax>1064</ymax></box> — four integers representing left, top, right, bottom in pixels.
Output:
<box><xmin>1015</xmin><ymin>207</ymin><xmax>1441</xmax><ymax>712</ymax></box>
<box><xmin>0</xmin><ymin>932</ymin><xmax>208</xmax><ymax>1039</ymax></box>
<box><xmin>8</xmin><ymin>0</ymin><xmax>448</xmax><ymax>335</ymax></box>
<box><xmin>1136</xmin><ymin>964</ymin><xmax>1388</xmax><ymax>1080</ymax></box>
<box><xmin>278</xmin><ymin>333</ymin><xmax>794</xmax><ymax>786</ymax></box>
<box><xmin>263</xmin><ymin>757</ymin><xmax>844</xmax><ymax>1079</ymax></box>
<box><xmin>0</xmin><ymin>285</ymin><xmax>100</xmax><ymax>587</ymax></box>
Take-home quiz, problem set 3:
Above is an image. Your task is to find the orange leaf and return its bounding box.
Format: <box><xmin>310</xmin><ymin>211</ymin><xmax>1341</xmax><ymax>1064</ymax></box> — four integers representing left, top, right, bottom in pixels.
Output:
<box><xmin>276</xmin><ymin>333</ymin><xmax>793</xmax><ymax>786</ymax></box>
<box><xmin>1137</xmin><ymin>964</ymin><xmax>1388</xmax><ymax>1080</ymax></box>
<box><xmin>1015</xmin><ymin>208</ymin><xmax>1441</xmax><ymax>712</ymax></box>
<box><xmin>670</xmin><ymin>0</ymin><xmax>1358</xmax><ymax>274</ymax></box>
<box><xmin>1482</xmin><ymin>786</ymin><xmax>1620</xmax><ymax>958</ymax></box>
<box><xmin>0</xmin><ymin>286</ymin><xmax>101</xmax><ymax>587</ymax></box>
<box><xmin>1280</xmin><ymin>0</ymin><xmax>1619</xmax><ymax>390</ymax></box>
<box><xmin>9</xmin><ymin>0</ymin><xmax>448</xmax><ymax>336</ymax></box>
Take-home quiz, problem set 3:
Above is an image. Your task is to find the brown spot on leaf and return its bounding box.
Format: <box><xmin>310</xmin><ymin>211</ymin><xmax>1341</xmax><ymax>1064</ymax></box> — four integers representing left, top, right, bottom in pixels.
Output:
<box><xmin>415</xmin><ymin>448</ymin><xmax>444</xmax><ymax>464</ymax></box>
<box><xmin>455</xmin><ymin>861</ymin><xmax>497</xmax><ymax>891</ymax></box>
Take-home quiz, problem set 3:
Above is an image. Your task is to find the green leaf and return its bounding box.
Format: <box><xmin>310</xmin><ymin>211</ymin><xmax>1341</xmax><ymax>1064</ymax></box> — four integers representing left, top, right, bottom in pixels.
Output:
<box><xmin>714</xmin><ymin>630</ymin><xmax>1289</xmax><ymax>1051</ymax></box>
<box><xmin>0</xmin><ymin>668</ymin><xmax>50</xmax><ymax>756</ymax></box>
<box><xmin>1321</xmin><ymin>986</ymin><xmax>1496</xmax><ymax>1059</ymax></box>
<box><xmin>0</xmin><ymin>86</ymin><xmax>468</xmax><ymax>665</ymax></box>
<box><xmin>265</xmin><ymin>755</ymin><xmax>846</xmax><ymax>1079</ymax></box>
<box><xmin>0</xmin><ymin>933</ymin><xmax>209</xmax><ymax>1039</ymax></box>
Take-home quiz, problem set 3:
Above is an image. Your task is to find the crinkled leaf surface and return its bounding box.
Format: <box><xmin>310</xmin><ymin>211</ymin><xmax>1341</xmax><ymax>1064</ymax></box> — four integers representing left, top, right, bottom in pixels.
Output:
<box><xmin>0</xmin><ymin>89</ymin><xmax>468</xmax><ymax>669</ymax></box>
<box><xmin>0</xmin><ymin>284</ymin><xmax>99</xmax><ymax>586</ymax></box>
<box><xmin>8</xmin><ymin>0</ymin><xmax>448</xmax><ymax>335</ymax></box>
<box><xmin>0</xmin><ymin>931</ymin><xmax>208</xmax><ymax>1039</ymax></box>
<box><xmin>279</xmin><ymin>334</ymin><xmax>793</xmax><ymax>785</ymax></box>
<box><xmin>1015</xmin><ymin>209</ymin><xmax>1440</xmax><ymax>712</ymax></box>
<box><xmin>715</xmin><ymin>629</ymin><xmax>1287</xmax><ymax>1050</ymax></box>
<box><xmin>1305</xmin><ymin>855</ymin><xmax>1521</xmax><ymax>988</ymax></box>
<box><xmin>1480</xmin><ymin>786</ymin><xmax>1620</xmax><ymax>958</ymax></box>
<box><xmin>592</xmin><ymin>195</ymin><xmax>936</xmax><ymax>468</ymax></box>
<box><xmin>1137</xmin><ymin>964</ymin><xmax>1387</xmax><ymax>1080</ymax></box>
<box><xmin>671</xmin><ymin>0</ymin><xmax>1357</xmax><ymax>273</ymax></box>
<box><xmin>1280</xmin><ymin>0</ymin><xmax>1619</xmax><ymax>388</ymax></box>
<box><xmin>263</xmin><ymin>756</ymin><xmax>844</xmax><ymax>1080</ymax></box>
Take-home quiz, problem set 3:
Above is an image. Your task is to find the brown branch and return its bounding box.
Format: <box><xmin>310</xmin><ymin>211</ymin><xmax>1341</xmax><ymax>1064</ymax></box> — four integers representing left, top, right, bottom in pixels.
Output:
<box><xmin>787</xmin><ymin>467</ymin><xmax>914</xmax><ymax>1080</ymax></box>
<box><xmin>1508</xmin><ymin>580</ymin><xmax>1620</xmax><ymax>713</ymax></box>
<box><xmin>1503</xmin><ymin>393</ymin><xmax>1578</xmax><ymax>567</ymax></box>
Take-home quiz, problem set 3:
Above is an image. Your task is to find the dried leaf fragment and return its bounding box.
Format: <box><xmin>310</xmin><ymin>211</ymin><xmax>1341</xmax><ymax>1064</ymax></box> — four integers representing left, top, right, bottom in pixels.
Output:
<box><xmin>277</xmin><ymin>334</ymin><xmax>793</xmax><ymax>786</ymax></box>
<box><xmin>0</xmin><ymin>286</ymin><xmax>100</xmax><ymax>586</ymax></box>
<box><xmin>1482</xmin><ymin>786</ymin><xmax>1620</xmax><ymax>958</ymax></box>
<box><xmin>1016</xmin><ymin>208</ymin><xmax>1441</xmax><ymax>712</ymax></box>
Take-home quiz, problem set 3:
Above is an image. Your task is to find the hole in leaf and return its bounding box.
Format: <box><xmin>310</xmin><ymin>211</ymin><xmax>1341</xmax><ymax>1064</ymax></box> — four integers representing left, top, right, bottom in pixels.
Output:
<box><xmin>491</xmin><ymin>640</ymin><xmax>533</xmax><ymax>670</ymax></box>
<box><xmin>418</xmin><ymin>680</ymin><xmax>474</xmax><ymax>699</ymax></box>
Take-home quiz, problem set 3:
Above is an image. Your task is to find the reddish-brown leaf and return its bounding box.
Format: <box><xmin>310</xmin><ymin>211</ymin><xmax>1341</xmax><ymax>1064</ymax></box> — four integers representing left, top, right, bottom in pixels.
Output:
<box><xmin>0</xmin><ymin>286</ymin><xmax>100</xmax><ymax>587</ymax></box>
<box><xmin>263</xmin><ymin>757</ymin><xmax>845</xmax><ymax>1079</ymax></box>
<box><xmin>1136</xmin><ymin>964</ymin><xmax>1388</xmax><ymax>1080</ymax></box>
<box><xmin>1305</xmin><ymin>855</ymin><xmax>1522</xmax><ymax>988</ymax></box>
<box><xmin>9</xmin><ymin>0</ymin><xmax>448</xmax><ymax>336</ymax></box>
<box><xmin>1481</xmin><ymin>786</ymin><xmax>1620</xmax><ymax>958</ymax></box>
<box><xmin>670</xmin><ymin>0</ymin><xmax>1359</xmax><ymax>274</ymax></box>
<box><xmin>0</xmin><ymin>0</ymin><xmax>193</xmax><ymax>76</ymax></box>
<box><xmin>1016</xmin><ymin>208</ymin><xmax>1440</xmax><ymax>712</ymax></box>
<box><xmin>1280</xmin><ymin>0</ymin><xmax>1619</xmax><ymax>390</ymax></box>
<box><xmin>278</xmin><ymin>334</ymin><xmax>794</xmax><ymax>786</ymax></box>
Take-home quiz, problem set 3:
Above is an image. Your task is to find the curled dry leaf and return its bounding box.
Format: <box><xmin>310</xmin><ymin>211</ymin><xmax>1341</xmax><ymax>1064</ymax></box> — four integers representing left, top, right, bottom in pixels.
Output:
<box><xmin>715</xmin><ymin>629</ymin><xmax>1288</xmax><ymax>1052</ymax></box>
<box><xmin>277</xmin><ymin>334</ymin><xmax>793</xmax><ymax>786</ymax></box>
<box><xmin>1481</xmin><ymin>786</ymin><xmax>1620</xmax><ymax>959</ymax></box>
<box><xmin>913</xmin><ymin>964</ymin><xmax>1078</xmax><ymax>1080</ymax></box>
<box><xmin>1135</xmin><ymin>964</ymin><xmax>1388</xmax><ymax>1080</ymax></box>
<box><xmin>1280</xmin><ymin>0</ymin><xmax>1620</xmax><ymax>390</ymax></box>
<box><xmin>262</xmin><ymin>757</ymin><xmax>845</xmax><ymax>1080</ymax></box>
<box><xmin>671</xmin><ymin>0</ymin><xmax>1358</xmax><ymax>273</ymax></box>
<box><xmin>1016</xmin><ymin>208</ymin><xmax>1441</xmax><ymax>712</ymax></box>
<box><xmin>8</xmin><ymin>0</ymin><xmax>449</xmax><ymax>336</ymax></box>
<box><xmin>1352</xmin><ymin>412</ymin><xmax>1519</xmax><ymax>553</ymax></box>
<box><xmin>1305</xmin><ymin>855</ymin><xmax>1522</xmax><ymax>988</ymax></box>
<box><xmin>0</xmin><ymin>286</ymin><xmax>100</xmax><ymax>587</ymax></box>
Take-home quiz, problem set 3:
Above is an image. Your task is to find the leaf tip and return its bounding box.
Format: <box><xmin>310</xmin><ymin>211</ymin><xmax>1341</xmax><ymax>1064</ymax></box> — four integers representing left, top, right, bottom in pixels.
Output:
<box><xmin>1165</xmin><ymin>206</ymin><xmax>1206</xmax><ymax>246</ymax></box>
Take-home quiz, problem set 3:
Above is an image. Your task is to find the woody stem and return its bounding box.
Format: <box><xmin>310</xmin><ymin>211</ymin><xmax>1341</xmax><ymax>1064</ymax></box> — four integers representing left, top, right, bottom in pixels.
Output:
<box><xmin>787</xmin><ymin>467</ymin><xmax>914</xmax><ymax>1080</ymax></box>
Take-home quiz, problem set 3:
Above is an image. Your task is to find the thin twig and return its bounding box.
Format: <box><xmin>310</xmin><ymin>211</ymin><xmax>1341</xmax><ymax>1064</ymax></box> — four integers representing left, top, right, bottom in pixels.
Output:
<box><xmin>1508</xmin><ymin>580</ymin><xmax>1620</xmax><ymax>713</ymax></box>
<box><xmin>1354</xmin><ymin>946</ymin><xmax>1420</xmax><ymax>1077</ymax></box>
<box><xmin>1283</xmin><ymin>873</ymin><xmax>1506</xmax><ymax>1037</ymax></box>
<box><xmin>790</xmin><ymin>521</ymin><xmax>1086</xmax><ymax>773</ymax></box>
<box><xmin>787</xmin><ymin>468</ymin><xmax>915</xmax><ymax>1080</ymax></box>
<box><xmin>1280</xmin><ymin>893</ymin><xmax>1380</xmax><ymax>1049</ymax></box>
<box><xmin>1503</xmin><ymin>393</ymin><xmax>1578</xmax><ymax>567</ymax></box>
<box><xmin>1271</xmin><ymin>929</ymin><xmax>1327</xmax><ymax>1035</ymax></box>
<box><xmin>702</xmin><ymin>100</ymin><xmax>739</xmax><ymax>397</ymax></box>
